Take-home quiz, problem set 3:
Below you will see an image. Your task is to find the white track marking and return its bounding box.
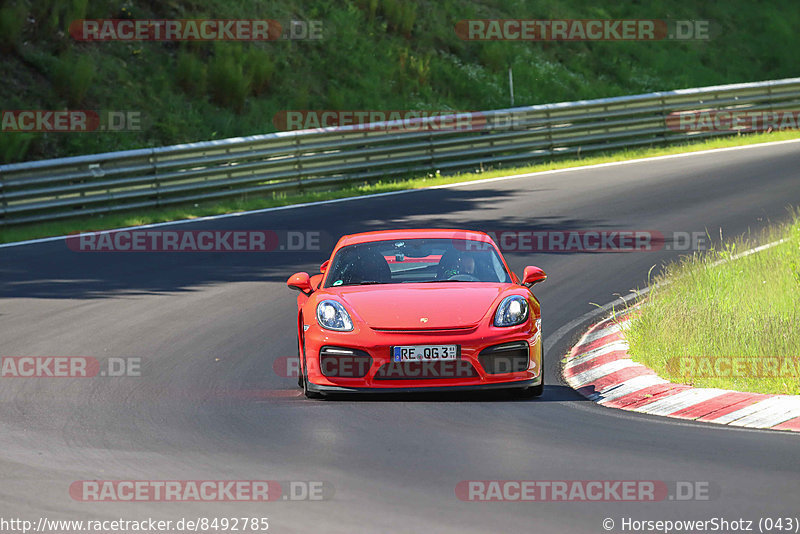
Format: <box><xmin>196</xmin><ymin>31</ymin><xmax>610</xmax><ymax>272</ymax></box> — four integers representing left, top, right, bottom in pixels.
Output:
<box><xmin>595</xmin><ymin>375</ymin><xmax>670</xmax><ymax>404</ymax></box>
<box><xmin>632</xmin><ymin>388</ymin><xmax>729</xmax><ymax>416</ymax></box>
<box><xmin>566</xmin><ymin>359</ymin><xmax>645</xmax><ymax>388</ymax></box>
<box><xmin>714</xmin><ymin>396</ymin><xmax>800</xmax><ymax>428</ymax></box>
<box><xmin>565</xmin><ymin>341</ymin><xmax>630</xmax><ymax>370</ymax></box>
<box><xmin>578</xmin><ymin>321</ymin><xmax>630</xmax><ymax>345</ymax></box>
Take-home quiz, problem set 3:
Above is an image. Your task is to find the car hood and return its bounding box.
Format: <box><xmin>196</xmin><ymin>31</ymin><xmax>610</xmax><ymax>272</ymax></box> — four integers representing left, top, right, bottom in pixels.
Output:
<box><xmin>332</xmin><ymin>283</ymin><xmax>511</xmax><ymax>329</ymax></box>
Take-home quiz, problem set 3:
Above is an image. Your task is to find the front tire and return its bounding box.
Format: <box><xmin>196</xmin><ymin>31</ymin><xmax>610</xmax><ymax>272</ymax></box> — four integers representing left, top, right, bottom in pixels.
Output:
<box><xmin>513</xmin><ymin>376</ymin><xmax>544</xmax><ymax>398</ymax></box>
<box><xmin>297</xmin><ymin>338</ymin><xmax>304</xmax><ymax>388</ymax></box>
<box><xmin>300</xmin><ymin>336</ymin><xmax>324</xmax><ymax>399</ymax></box>
<box><xmin>302</xmin><ymin>372</ymin><xmax>324</xmax><ymax>399</ymax></box>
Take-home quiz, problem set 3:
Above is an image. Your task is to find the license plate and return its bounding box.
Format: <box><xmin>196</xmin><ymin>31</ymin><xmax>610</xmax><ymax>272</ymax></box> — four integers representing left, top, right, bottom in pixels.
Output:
<box><xmin>392</xmin><ymin>345</ymin><xmax>458</xmax><ymax>362</ymax></box>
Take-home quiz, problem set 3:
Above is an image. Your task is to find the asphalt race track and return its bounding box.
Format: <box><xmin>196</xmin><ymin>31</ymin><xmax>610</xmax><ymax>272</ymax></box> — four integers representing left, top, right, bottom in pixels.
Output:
<box><xmin>1</xmin><ymin>141</ymin><xmax>799</xmax><ymax>533</ymax></box>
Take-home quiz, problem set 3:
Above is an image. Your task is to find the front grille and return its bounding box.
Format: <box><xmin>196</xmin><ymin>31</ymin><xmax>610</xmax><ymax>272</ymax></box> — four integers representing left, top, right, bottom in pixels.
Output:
<box><xmin>319</xmin><ymin>346</ymin><xmax>372</xmax><ymax>378</ymax></box>
<box><xmin>374</xmin><ymin>360</ymin><xmax>478</xmax><ymax>380</ymax></box>
<box><xmin>478</xmin><ymin>341</ymin><xmax>530</xmax><ymax>374</ymax></box>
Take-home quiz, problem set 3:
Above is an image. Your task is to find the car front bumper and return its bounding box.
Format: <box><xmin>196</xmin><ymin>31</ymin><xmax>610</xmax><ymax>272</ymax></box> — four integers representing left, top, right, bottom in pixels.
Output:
<box><xmin>306</xmin><ymin>378</ymin><xmax>540</xmax><ymax>394</ymax></box>
<box><xmin>302</xmin><ymin>320</ymin><xmax>542</xmax><ymax>391</ymax></box>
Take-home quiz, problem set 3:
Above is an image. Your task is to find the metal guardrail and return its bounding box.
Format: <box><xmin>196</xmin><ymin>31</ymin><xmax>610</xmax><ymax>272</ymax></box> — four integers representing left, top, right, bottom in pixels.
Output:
<box><xmin>2</xmin><ymin>77</ymin><xmax>799</xmax><ymax>225</ymax></box>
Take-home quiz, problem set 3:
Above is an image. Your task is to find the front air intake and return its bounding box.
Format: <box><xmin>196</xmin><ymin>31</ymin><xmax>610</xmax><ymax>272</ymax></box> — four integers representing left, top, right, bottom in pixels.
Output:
<box><xmin>319</xmin><ymin>346</ymin><xmax>372</xmax><ymax>378</ymax></box>
<box><xmin>478</xmin><ymin>341</ymin><xmax>530</xmax><ymax>374</ymax></box>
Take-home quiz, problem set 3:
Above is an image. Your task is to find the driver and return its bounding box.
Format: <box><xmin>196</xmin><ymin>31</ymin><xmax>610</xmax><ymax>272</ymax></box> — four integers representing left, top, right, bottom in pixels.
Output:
<box><xmin>442</xmin><ymin>251</ymin><xmax>477</xmax><ymax>278</ymax></box>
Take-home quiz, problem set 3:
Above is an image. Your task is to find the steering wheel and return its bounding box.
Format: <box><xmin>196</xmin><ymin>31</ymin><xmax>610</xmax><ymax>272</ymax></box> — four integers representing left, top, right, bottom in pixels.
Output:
<box><xmin>447</xmin><ymin>273</ymin><xmax>480</xmax><ymax>282</ymax></box>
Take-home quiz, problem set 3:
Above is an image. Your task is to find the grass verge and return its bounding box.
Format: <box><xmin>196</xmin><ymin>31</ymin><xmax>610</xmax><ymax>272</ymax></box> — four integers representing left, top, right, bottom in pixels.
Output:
<box><xmin>625</xmin><ymin>211</ymin><xmax>800</xmax><ymax>395</ymax></box>
<box><xmin>2</xmin><ymin>130</ymin><xmax>800</xmax><ymax>245</ymax></box>
<box><xmin>4</xmin><ymin>0</ymin><xmax>799</xmax><ymax>163</ymax></box>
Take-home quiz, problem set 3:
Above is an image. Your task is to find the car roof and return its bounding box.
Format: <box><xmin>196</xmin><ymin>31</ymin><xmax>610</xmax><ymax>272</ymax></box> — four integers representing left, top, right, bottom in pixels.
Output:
<box><xmin>335</xmin><ymin>229</ymin><xmax>495</xmax><ymax>248</ymax></box>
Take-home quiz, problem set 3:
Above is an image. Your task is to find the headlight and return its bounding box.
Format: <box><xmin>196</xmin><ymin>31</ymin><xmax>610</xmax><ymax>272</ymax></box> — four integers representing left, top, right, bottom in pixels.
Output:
<box><xmin>494</xmin><ymin>295</ymin><xmax>529</xmax><ymax>327</ymax></box>
<box><xmin>316</xmin><ymin>300</ymin><xmax>354</xmax><ymax>331</ymax></box>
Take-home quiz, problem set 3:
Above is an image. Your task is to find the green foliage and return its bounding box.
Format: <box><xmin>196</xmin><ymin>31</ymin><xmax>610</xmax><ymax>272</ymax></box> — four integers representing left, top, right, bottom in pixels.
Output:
<box><xmin>176</xmin><ymin>51</ymin><xmax>207</xmax><ymax>97</ymax></box>
<box><xmin>479</xmin><ymin>42</ymin><xmax>512</xmax><ymax>73</ymax></box>
<box><xmin>207</xmin><ymin>45</ymin><xmax>251</xmax><ymax>112</ymax></box>
<box><xmin>378</xmin><ymin>0</ymin><xmax>417</xmax><ymax>35</ymax></box>
<box><xmin>1</xmin><ymin>0</ymin><xmax>799</xmax><ymax>162</ymax></box>
<box><xmin>244</xmin><ymin>48</ymin><xmax>275</xmax><ymax>96</ymax></box>
<box><xmin>50</xmin><ymin>52</ymin><xmax>95</xmax><ymax>106</ymax></box>
<box><xmin>357</xmin><ymin>0</ymin><xmax>378</xmax><ymax>22</ymax></box>
<box><xmin>0</xmin><ymin>3</ymin><xmax>26</xmax><ymax>51</ymax></box>
<box><xmin>0</xmin><ymin>131</ymin><xmax>36</xmax><ymax>162</ymax></box>
<box><xmin>28</xmin><ymin>0</ymin><xmax>88</xmax><ymax>39</ymax></box>
<box><xmin>626</xmin><ymin>213</ymin><xmax>800</xmax><ymax>395</ymax></box>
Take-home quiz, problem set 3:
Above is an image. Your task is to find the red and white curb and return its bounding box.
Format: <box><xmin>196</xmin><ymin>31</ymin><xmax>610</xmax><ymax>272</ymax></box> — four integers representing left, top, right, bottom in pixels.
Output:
<box><xmin>563</xmin><ymin>312</ymin><xmax>800</xmax><ymax>432</ymax></box>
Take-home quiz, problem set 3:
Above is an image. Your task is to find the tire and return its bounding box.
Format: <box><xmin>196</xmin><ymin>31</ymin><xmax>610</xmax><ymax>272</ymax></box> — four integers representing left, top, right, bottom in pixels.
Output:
<box><xmin>296</xmin><ymin>337</ymin><xmax>304</xmax><ymax>389</ymax></box>
<box><xmin>513</xmin><ymin>376</ymin><xmax>544</xmax><ymax>398</ymax></box>
<box><xmin>514</xmin><ymin>343</ymin><xmax>545</xmax><ymax>398</ymax></box>
<box><xmin>300</xmin><ymin>335</ymin><xmax>324</xmax><ymax>399</ymax></box>
<box><xmin>302</xmin><ymin>372</ymin><xmax>324</xmax><ymax>399</ymax></box>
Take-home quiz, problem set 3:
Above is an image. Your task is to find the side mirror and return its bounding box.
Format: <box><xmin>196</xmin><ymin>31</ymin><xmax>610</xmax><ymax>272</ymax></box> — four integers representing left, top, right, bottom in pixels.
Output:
<box><xmin>320</xmin><ymin>260</ymin><xmax>330</xmax><ymax>273</ymax></box>
<box><xmin>287</xmin><ymin>272</ymin><xmax>313</xmax><ymax>293</ymax></box>
<box><xmin>522</xmin><ymin>266</ymin><xmax>547</xmax><ymax>287</ymax></box>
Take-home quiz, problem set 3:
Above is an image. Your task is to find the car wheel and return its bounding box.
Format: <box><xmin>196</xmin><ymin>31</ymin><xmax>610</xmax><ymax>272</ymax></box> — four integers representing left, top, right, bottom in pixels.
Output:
<box><xmin>513</xmin><ymin>377</ymin><xmax>544</xmax><ymax>398</ymax></box>
<box><xmin>296</xmin><ymin>337</ymin><xmax>303</xmax><ymax>389</ymax></box>
<box><xmin>301</xmin><ymin>339</ymin><xmax>324</xmax><ymax>399</ymax></box>
<box><xmin>302</xmin><ymin>372</ymin><xmax>324</xmax><ymax>399</ymax></box>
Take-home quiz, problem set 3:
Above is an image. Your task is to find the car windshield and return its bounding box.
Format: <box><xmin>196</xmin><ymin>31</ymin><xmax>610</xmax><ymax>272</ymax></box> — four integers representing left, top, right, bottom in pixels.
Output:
<box><xmin>323</xmin><ymin>238</ymin><xmax>511</xmax><ymax>287</ymax></box>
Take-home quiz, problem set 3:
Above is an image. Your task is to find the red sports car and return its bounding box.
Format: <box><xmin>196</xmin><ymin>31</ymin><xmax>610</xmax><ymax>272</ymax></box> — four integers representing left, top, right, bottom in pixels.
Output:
<box><xmin>286</xmin><ymin>229</ymin><xmax>546</xmax><ymax>398</ymax></box>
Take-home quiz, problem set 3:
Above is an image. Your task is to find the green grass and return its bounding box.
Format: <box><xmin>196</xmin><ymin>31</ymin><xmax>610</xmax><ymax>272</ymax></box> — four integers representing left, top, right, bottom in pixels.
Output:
<box><xmin>1</xmin><ymin>0</ymin><xmax>799</xmax><ymax>163</ymax></box>
<box><xmin>625</xmin><ymin>212</ymin><xmax>800</xmax><ymax>395</ymax></box>
<box><xmin>2</xmin><ymin>129</ymin><xmax>799</xmax><ymax>245</ymax></box>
